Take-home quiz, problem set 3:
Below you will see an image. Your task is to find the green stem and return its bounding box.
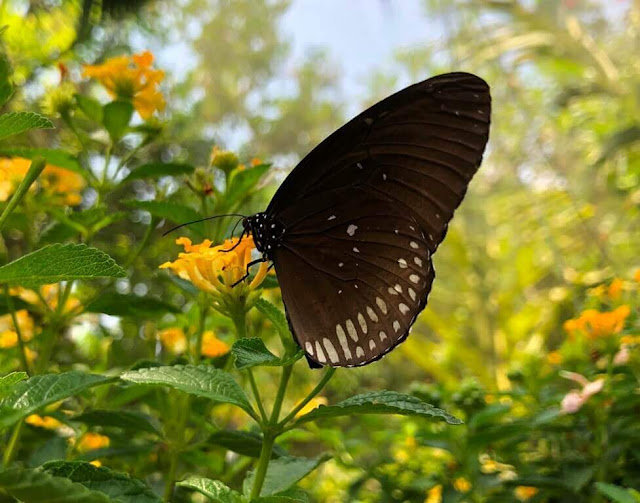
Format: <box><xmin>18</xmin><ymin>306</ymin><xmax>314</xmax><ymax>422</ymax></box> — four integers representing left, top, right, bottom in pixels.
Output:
<box><xmin>0</xmin><ymin>157</ymin><xmax>46</xmax><ymax>233</ymax></box>
<box><xmin>249</xmin><ymin>433</ymin><xmax>275</xmax><ymax>500</ymax></box>
<box><xmin>270</xmin><ymin>365</ymin><xmax>293</xmax><ymax>425</ymax></box>
<box><xmin>5</xmin><ymin>285</ymin><xmax>32</xmax><ymax>375</ymax></box>
<box><xmin>279</xmin><ymin>367</ymin><xmax>336</xmax><ymax>427</ymax></box>
<box><xmin>164</xmin><ymin>445</ymin><xmax>179</xmax><ymax>501</ymax></box>
<box><xmin>2</xmin><ymin>420</ymin><xmax>23</xmax><ymax>468</ymax></box>
<box><xmin>248</xmin><ymin>369</ymin><xmax>268</xmax><ymax>424</ymax></box>
<box><xmin>194</xmin><ymin>298</ymin><xmax>208</xmax><ymax>361</ymax></box>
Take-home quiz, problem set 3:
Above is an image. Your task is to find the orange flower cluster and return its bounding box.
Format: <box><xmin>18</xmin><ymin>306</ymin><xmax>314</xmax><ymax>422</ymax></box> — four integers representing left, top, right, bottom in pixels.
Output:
<box><xmin>0</xmin><ymin>157</ymin><xmax>84</xmax><ymax>205</ymax></box>
<box><xmin>160</xmin><ymin>236</ymin><xmax>269</xmax><ymax>296</ymax></box>
<box><xmin>159</xmin><ymin>327</ymin><xmax>230</xmax><ymax>358</ymax></box>
<box><xmin>83</xmin><ymin>51</ymin><xmax>165</xmax><ymax>119</ymax></box>
<box><xmin>563</xmin><ymin>305</ymin><xmax>630</xmax><ymax>339</ymax></box>
<box><xmin>77</xmin><ymin>432</ymin><xmax>110</xmax><ymax>452</ymax></box>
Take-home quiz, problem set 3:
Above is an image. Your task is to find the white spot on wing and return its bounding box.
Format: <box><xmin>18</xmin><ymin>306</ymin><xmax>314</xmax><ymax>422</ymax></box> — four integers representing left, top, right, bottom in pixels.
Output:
<box><xmin>357</xmin><ymin>313</ymin><xmax>368</xmax><ymax>334</ymax></box>
<box><xmin>369</xmin><ymin>339</ymin><xmax>376</xmax><ymax>350</ymax></box>
<box><xmin>338</xmin><ymin>262</ymin><xmax>344</xmax><ymax>267</ymax></box>
<box><xmin>399</xmin><ymin>303</ymin><xmax>409</xmax><ymax>315</ymax></box>
<box><xmin>356</xmin><ymin>346</ymin><xmax>365</xmax><ymax>358</ymax></box>
<box><xmin>376</xmin><ymin>297</ymin><xmax>387</xmax><ymax>314</ymax></box>
<box><xmin>315</xmin><ymin>341</ymin><xmax>326</xmax><ymax>363</ymax></box>
<box><xmin>410</xmin><ymin>241</ymin><xmax>419</xmax><ymax>249</ymax></box>
<box><xmin>327</xmin><ymin>215</ymin><xmax>336</xmax><ymax>220</ymax></box>
<box><xmin>388</xmin><ymin>287</ymin><xmax>398</xmax><ymax>296</ymax></box>
<box><xmin>410</xmin><ymin>274</ymin><xmax>420</xmax><ymax>284</ymax></box>
<box><xmin>408</xmin><ymin>288</ymin><xmax>416</xmax><ymax>301</ymax></box>
<box><xmin>346</xmin><ymin>319</ymin><xmax>358</xmax><ymax>342</ymax></box>
<box><xmin>394</xmin><ymin>284</ymin><xmax>402</xmax><ymax>293</ymax></box>
<box><xmin>398</xmin><ymin>258</ymin><xmax>407</xmax><ymax>269</ymax></box>
<box><xmin>347</xmin><ymin>224</ymin><xmax>358</xmax><ymax>236</ymax></box>
<box><xmin>323</xmin><ymin>338</ymin><xmax>339</xmax><ymax>363</ymax></box>
<box><xmin>366</xmin><ymin>306</ymin><xmax>378</xmax><ymax>322</ymax></box>
<box><xmin>305</xmin><ymin>342</ymin><xmax>314</xmax><ymax>355</ymax></box>
<box><xmin>353</xmin><ymin>247</ymin><xmax>360</xmax><ymax>253</ymax></box>
<box><xmin>379</xmin><ymin>331</ymin><xmax>387</xmax><ymax>341</ymax></box>
<box><xmin>393</xmin><ymin>321</ymin><xmax>401</xmax><ymax>332</ymax></box>
<box><xmin>414</xmin><ymin>257</ymin><xmax>423</xmax><ymax>267</ymax></box>
<box><xmin>336</xmin><ymin>325</ymin><xmax>352</xmax><ymax>360</ymax></box>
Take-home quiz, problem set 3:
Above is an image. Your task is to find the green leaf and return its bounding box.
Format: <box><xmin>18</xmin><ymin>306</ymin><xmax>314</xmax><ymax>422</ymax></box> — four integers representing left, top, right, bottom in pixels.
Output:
<box><xmin>0</xmin><ymin>371</ymin><xmax>115</xmax><ymax>429</ymax></box>
<box><xmin>0</xmin><ymin>371</ymin><xmax>28</xmax><ymax>398</ymax></box>
<box><xmin>0</xmin><ymin>466</ymin><xmax>115</xmax><ymax>502</ymax></box>
<box><xmin>0</xmin><ymin>111</ymin><xmax>54</xmax><ymax>140</ymax></box>
<box><xmin>103</xmin><ymin>100</ymin><xmax>133</xmax><ymax>140</ymax></box>
<box><xmin>232</xmin><ymin>338</ymin><xmax>302</xmax><ymax>371</ymax></box>
<box><xmin>0</xmin><ymin>243</ymin><xmax>126</xmax><ymax>286</ymax></box>
<box><xmin>0</xmin><ymin>147</ymin><xmax>83</xmax><ymax>173</ymax></box>
<box><xmin>42</xmin><ymin>461</ymin><xmax>162</xmax><ymax>503</ymax></box>
<box><xmin>124</xmin><ymin>162</ymin><xmax>195</xmax><ymax>182</ymax></box>
<box><xmin>124</xmin><ymin>200</ymin><xmax>204</xmax><ymax>235</ymax></box>
<box><xmin>208</xmin><ymin>430</ymin><xmax>286</xmax><ymax>459</ymax></box>
<box><xmin>294</xmin><ymin>391</ymin><xmax>462</xmax><ymax>426</ymax></box>
<box><xmin>75</xmin><ymin>94</ymin><xmax>103</xmax><ymax>123</ymax></box>
<box><xmin>595</xmin><ymin>482</ymin><xmax>639</xmax><ymax>503</ymax></box>
<box><xmin>72</xmin><ymin>410</ymin><xmax>163</xmax><ymax>436</ymax></box>
<box><xmin>244</xmin><ymin>456</ymin><xmax>327</xmax><ymax>497</ymax></box>
<box><xmin>254</xmin><ymin>299</ymin><xmax>290</xmax><ymax>341</ymax></box>
<box><xmin>0</xmin><ymin>48</ymin><xmax>13</xmax><ymax>106</ymax></box>
<box><xmin>226</xmin><ymin>164</ymin><xmax>270</xmax><ymax>202</ymax></box>
<box><xmin>177</xmin><ymin>476</ymin><xmax>243</xmax><ymax>503</ymax></box>
<box><xmin>85</xmin><ymin>293</ymin><xmax>180</xmax><ymax>318</ymax></box>
<box><xmin>254</xmin><ymin>488</ymin><xmax>310</xmax><ymax>503</ymax></box>
<box><xmin>120</xmin><ymin>365</ymin><xmax>255</xmax><ymax>417</ymax></box>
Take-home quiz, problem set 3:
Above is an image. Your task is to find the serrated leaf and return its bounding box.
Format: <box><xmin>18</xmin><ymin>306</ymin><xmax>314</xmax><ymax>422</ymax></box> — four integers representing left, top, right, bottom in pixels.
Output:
<box><xmin>177</xmin><ymin>476</ymin><xmax>243</xmax><ymax>503</ymax></box>
<box><xmin>85</xmin><ymin>293</ymin><xmax>180</xmax><ymax>317</ymax></box>
<box><xmin>294</xmin><ymin>391</ymin><xmax>462</xmax><ymax>426</ymax></box>
<box><xmin>0</xmin><ymin>111</ymin><xmax>53</xmax><ymax>140</ymax></box>
<box><xmin>0</xmin><ymin>466</ymin><xmax>115</xmax><ymax>502</ymax></box>
<box><xmin>254</xmin><ymin>299</ymin><xmax>290</xmax><ymax>341</ymax></box>
<box><xmin>120</xmin><ymin>365</ymin><xmax>255</xmax><ymax>417</ymax></box>
<box><xmin>103</xmin><ymin>100</ymin><xmax>133</xmax><ymax>140</ymax></box>
<box><xmin>0</xmin><ymin>147</ymin><xmax>83</xmax><ymax>173</ymax></box>
<box><xmin>0</xmin><ymin>243</ymin><xmax>126</xmax><ymax>286</ymax></box>
<box><xmin>42</xmin><ymin>461</ymin><xmax>162</xmax><ymax>503</ymax></box>
<box><xmin>595</xmin><ymin>482</ymin><xmax>639</xmax><ymax>503</ymax></box>
<box><xmin>226</xmin><ymin>164</ymin><xmax>270</xmax><ymax>202</ymax></box>
<box><xmin>75</xmin><ymin>94</ymin><xmax>103</xmax><ymax>123</ymax></box>
<box><xmin>244</xmin><ymin>456</ymin><xmax>327</xmax><ymax>497</ymax></box>
<box><xmin>72</xmin><ymin>410</ymin><xmax>163</xmax><ymax>436</ymax></box>
<box><xmin>124</xmin><ymin>200</ymin><xmax>204</xmax><ymax>235</ymax></box>
<box><xmin>232</xmin><ymin>338</ymin><xmax>302</xmax><ymax>371</ymax></box>
<box><xmin>124</xmin><ymin>162</ymin><xmax>195</xmax><ymax>182</ymax></box>
<box><xmin>208</xmin><ymin>430</ymin><xmax>286</xmax><ymax>459</ymax></box>
<box><xmin>0</xmin><ymin>371</ymin><xmax>28</xmax><ymax>398</ymax></box>
<box><xmin>0</xmin><ymin>371</ymin><xmax>115</xmax><ymax>429</ymax></box>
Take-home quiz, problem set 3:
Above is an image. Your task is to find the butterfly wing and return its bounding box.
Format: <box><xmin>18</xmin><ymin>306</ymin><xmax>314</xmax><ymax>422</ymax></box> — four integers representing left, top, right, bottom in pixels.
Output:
<box><xmin>268</xmin><ymin>72</ymin><xmax>491</xmax><ymax>367</ymax></box>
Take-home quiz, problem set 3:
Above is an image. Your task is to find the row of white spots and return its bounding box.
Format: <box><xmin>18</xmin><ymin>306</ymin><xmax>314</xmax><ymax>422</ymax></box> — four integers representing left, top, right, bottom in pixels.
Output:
<box><xmin>346</xmin><ymin>319</ymin><xmax>358</xmax><ymax>342</ymax></box>
<box><xmin>357</xmin><ymin>313</ymin><xmax>368</xmax><ymax>334</ymax></box>
<box><xmin>376</xmin><ymin>297</ymin><xmax>387</xmax><ymax>314</ymax></box>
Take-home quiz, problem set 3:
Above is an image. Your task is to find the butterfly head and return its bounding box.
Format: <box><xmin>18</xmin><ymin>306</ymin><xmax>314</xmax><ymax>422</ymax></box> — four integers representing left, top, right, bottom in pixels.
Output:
<box><xmin>243</xmin><ymin>212</ymin><xmax>286</xmax><ymax>258</ymax></box>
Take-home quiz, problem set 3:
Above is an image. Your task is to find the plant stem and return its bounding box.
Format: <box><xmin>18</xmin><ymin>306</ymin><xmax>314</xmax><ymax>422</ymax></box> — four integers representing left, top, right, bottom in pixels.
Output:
<box><xmin>248</xmin><ymin>369</ymin><xmax>268</xmax><ymax>424</ymax></box>
<box><xmin>164</xmin><ymin>445</ymin><xmax>179</xmax><ymax>501</ymax></box>
<box><xmin>2</xmin><ymin>420</ymin><xmax>23</xmax><ymax>468</ymax></box>
<box><xmin>270</xmin><ymin>365</ymin><xmax>293</xmax><ymax>425</ymax></box>
<box><xmin>249</xmin><ymin>433</ymin><xmax>275</xmax><ymax>500</ymax></box>
<box><xmin>279</xmin><ymin>367</ymin><xmax>336</xmax><ymax>427</ymax></box>
<box><xmin>5</xmin><ymin>285</ymin><xmax>32</xmax><ymax>375</ymax></box>
<box><xmin>0</xmin><ymin>157</ymin><xmax>46</xmax><ymax>233</ymax></box>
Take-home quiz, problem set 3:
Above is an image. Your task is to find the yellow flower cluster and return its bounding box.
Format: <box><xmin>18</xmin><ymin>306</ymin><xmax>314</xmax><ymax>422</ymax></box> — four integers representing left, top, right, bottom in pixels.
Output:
<box><xmin>0</xmin><ymin>310</ymin><xmax>35</xmax><ymax>348</ymax></box>
<box><xmin>201</xmin><ymin>330</ymin><xmax>231</xmax><ymax>358</ymax></box>
<box><xmin>25</xmin><ymin>414</ymin><xmax>62</xmax><ymax>430</ymax></box>
<box><xmin>83</xmin><ymin>51</ymin><xmax>165</xmax><ymax>119</ymax></box>
<box><xmin>159</xmin><ymin>327</ymin><xmax>230</xmax><ymax>358</ymax></box>
<box><xmin>515</xmin><ymin>486</ymin><xmax>538</xmax><ymax>501</ymax></box>
<box><xmin>563</xmin><ymin>305</ymin><xmax>630</xmax><ymax>339</ymax></box>
<box><xmin>77</xmin><ymin>432</ymin><xmax>110</xmax><ymax>452</ymax></box>
<box><xmin>0</xmin><ymin>157</ymin><xmax>85</xmax><ymax>205</ymax></box>
<box><xmin>160</xmin><ymin>236</ymin><xmax>269</xmax><ymax>296</ymax></box>
<box><xmin>11</xmin><ymin>284</ymin><xmax>81</xmax><ymax>314</ymax></box>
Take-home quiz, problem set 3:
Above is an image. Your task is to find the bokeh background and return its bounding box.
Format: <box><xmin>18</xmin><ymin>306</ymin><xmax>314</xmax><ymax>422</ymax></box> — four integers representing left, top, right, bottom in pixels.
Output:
<box><xmin>1</xmin><ymin>0</ymin><xmax>639</xmax><ymax>501</ymax></box>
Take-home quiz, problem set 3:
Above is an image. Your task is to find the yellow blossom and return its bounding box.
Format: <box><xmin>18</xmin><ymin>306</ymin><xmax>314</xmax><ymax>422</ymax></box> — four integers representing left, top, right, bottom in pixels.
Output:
<box><xmin>633</xmin><ymin>269</ymin><xmax>640</xmax><ymax>283</ymax></box>
<box><xmin>515</xmin><ymin>486</ymin><xmax>538</xmax><ymax>501</ymax></box>
<box><xmin>424</xmin><ymin>485</ymin><xmax>442</xmax><ymax>503</ymax></box>
<box><xmin>608</xmin><ymin>278</ymin><xmax>624</xmax><ymax>299</ymax></box>
<box><xmin>90</xmin><ymin>460</ymin><xmax>102</xmax><ymax>467</ymax></box>
<box><xmin>210</xmin><ymin>147</ymin><xmax>240</xmax><ymax>172</ymax></box>
<box><xmin>250</xmin><ymin>158</ymin><xmax>262</xmax><ymax>167</ymax></box>
<box><xmin>77</xmin><ymin>432</ymin><xmax>110</xmax><ymax>452</ymax></box>
<box><xmin>0</xmin><ymin>157</ymin><xmax>85</xmax><ymax>205</ymax></box>
<box><xmin>11</xmin><ymin>284</ymin><xmax>81</xmax><ymax>313</ymax></box>
<box><xmin>563</xmin><ymin>305</ymin><xmax>631</xmax><ymax>339</ymax></box>
<box><xmin>25</xmin><ymin>414</ymin><xmax>62</xmax><ymax>430</ymax></box>
<box><xmin>620</xmin><ymin>335</ymin><xmax>640</xmax><ymax>345</ymax></box>
<box><xmin>159</xmin><ymin>327</ymin><xmax>187</xmax><ymax>354</ymax></box>
<box><xmin>0</xmin><ymin>310</ymin><xmax>35</xmax><ymax>348</ymax></box>
<box><xmin>547</xmin><ymin>351</ymin><xmax>563</xmax><ymax>365</ymax></box>
<box><xmin>159</xmin><ymin>236</ymin><xmax>269</xmax><ymax>296</ymax></box>
<box><xmin>453</xmin><ymin>477</ymin><xmax>471</xmax><ymax>493</ymax></box>
<box><xmin>201</xmin><ymin>331</ymin><xmax>231</xmax><ymax>358</ymax></box>
<box><xmin>83</xmin><ymin>51</ymin><xmax>165</xmax><ymax>119</ymax></box>
<box><xmin>294</xmin><ymin>396</ymin><xmax>328</xmax><ymax>418</ymax></box>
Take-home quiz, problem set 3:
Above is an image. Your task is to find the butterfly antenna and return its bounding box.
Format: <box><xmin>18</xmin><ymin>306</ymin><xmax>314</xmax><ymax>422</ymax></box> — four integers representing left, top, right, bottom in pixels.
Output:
<box><xmin>162</xmin><ymin>213</ymin><xmax>246</xmax><ymax>237</ymax></box>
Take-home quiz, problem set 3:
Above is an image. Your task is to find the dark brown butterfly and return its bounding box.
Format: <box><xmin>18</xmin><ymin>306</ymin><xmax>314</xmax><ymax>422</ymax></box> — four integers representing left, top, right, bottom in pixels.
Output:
<box><xmin>242</xmin><ymin>72</ymin><xmax>491</xmax><ymax>368</ymax></box>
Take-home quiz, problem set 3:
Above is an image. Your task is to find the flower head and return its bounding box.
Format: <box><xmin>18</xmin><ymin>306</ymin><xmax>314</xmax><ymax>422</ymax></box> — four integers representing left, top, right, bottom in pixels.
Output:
<box><xmin>159</xmin><ymin>327</ymin><xmax>187</xmax><ymax>354</ymax></box>
<box><xmin>563</xmin><ymin>305</ymin><xmax>630</xmax><ymax>339</ymax></box>
<box><xmin>160</xmin><ymin>236</ymin><xmax>269</xmax><ymax>297</ymax></box>
<box><xmin>560</xmin><ymin>371</ymin><xmax>605</xmax><ymax>414</ymax></box>
<box><xmin>0</xmin><ymin>157</ymin><xmax>84</xmax><ymax>205</ymax></box>
<box><xmin>25</xmin><ymin>414</ymin><xmax>62</xmax><ymax>430</ymax></box>
<box><xmin>424</xmin><ymin>485</ymin><xmax>442</xmax><ymax>503</ymax></box>
<box><xmin>77</xmin><ymin>432</ymin><xmax>110</xmax><ymax>452</ymax></box>
<box><xmin>515</xmin><ymin>486</ymin><xmax>538</xmax><ymax>501</ymax></box>
<box><xmin>201</xmin><ymin>331</ymin><xmax>231</xmax><ymax>358</ymax></box>
<box><xmin>453</xmin><ymin>477</ymin><xmax>471</xmax><ymax>493</ymax></box>
<box><xmin>0</xmin><ymin>310</ymin><xmax>35</xmax><ymax>348</ymax></box>
<box><xmin>83</xmin><ymin>51</ymin><xmax>165</xmax><ymax>119</ymax></box>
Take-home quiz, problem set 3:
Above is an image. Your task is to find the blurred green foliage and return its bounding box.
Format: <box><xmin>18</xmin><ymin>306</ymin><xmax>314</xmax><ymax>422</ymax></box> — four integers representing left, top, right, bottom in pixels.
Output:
<box><xmin>0</xmin><ymin>0</ymin><xmax>639</xmax><ymax>502</ymax></box>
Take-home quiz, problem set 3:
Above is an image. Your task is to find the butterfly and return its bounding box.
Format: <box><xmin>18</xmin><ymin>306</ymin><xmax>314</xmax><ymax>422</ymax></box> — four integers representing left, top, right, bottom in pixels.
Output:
<box><xmin>241</xmin><ymin>72</ymin><xmax>491</xmax><ymax>368</ymax></box>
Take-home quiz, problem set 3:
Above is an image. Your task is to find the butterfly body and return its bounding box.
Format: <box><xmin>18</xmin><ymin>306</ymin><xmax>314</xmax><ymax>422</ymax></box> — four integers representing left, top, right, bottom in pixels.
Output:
<box><xmin>244</xmin><ymin>72</ymin><xmax>491</xmax><ymax>368</ymax></box>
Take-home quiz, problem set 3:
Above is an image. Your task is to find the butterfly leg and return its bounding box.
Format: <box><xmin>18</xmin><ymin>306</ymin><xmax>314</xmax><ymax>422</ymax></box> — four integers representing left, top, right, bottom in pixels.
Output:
<box><xmin>231</xmin><ymin>257</ymin><xmax>268</xmax><ymax>287</ymax></box>
<box><xmin>220</xmin><ymin>230</ymin><xmax>247</xmax><ymax>253</ymax></box>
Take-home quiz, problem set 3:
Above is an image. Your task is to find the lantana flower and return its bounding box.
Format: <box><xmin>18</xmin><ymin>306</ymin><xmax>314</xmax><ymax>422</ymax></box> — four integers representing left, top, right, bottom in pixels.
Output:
<box><xmin>0</xmin><ymin>310</ymin><xmax>35</xmax><ymax>348</ymax></box>
<box><xmin>83</xmin><ymin>51</ymin><xmax>165</xmax><ymax>119</ymax></box>
<box><xmin>560</xmin><ymin>371</ymin><xmax>605</xmax><ymax>414</ymax></box>
<box><xmin>77</xmin><ymin>432</ymin><xmax>110</xmax><ymax>452</ymax></box>
<box><xmin>0</xmin><ymin>157</ymin><xmax>84</xmax><ymax>205</ymax></box>
<box><xmin>159</xmin><ymin>327</ymin><xmax>187</xmax><ymax>354</ymax></box>
<box><xmin>563</xmin><ymin>305</ymin><xmax>630</xmax><ymax>339</ymax></box>
<box><xmin>201</xmin><ymin>331</ymin><xmax>231</xmax><ymax>358</ymax></box>
<box><xmin>160</xmin><ymin>236</ymin><xmax>269</xmax><ymax>300</ymax></box>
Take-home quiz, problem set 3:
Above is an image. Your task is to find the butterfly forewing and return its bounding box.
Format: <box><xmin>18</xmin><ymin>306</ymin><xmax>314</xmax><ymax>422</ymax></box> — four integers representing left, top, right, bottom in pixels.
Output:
<box><xmin>263</xmin><ymin>72</ymin><xmax>491</xmax><ymax>367</ymax></box>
